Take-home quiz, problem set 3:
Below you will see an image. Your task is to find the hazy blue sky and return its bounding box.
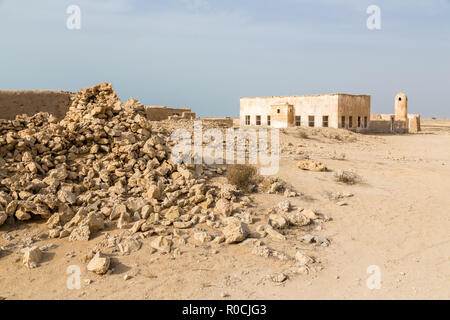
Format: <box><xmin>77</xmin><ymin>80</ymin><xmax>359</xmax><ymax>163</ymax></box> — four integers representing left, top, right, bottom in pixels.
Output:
<box><xmin>0</xmin><ymin>0</ymin><xmax>449</xmax><ymax>117</ymax></box>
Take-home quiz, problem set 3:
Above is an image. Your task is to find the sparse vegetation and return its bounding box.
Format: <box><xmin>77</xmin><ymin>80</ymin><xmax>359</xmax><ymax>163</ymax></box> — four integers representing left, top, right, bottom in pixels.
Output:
<box><xmin>226</xmin><ymin>164</ymin><xmax>258</xmax><ymax>190</ymax></box>
<box><xmin>334</xmin><ymin>170</ymin><xmax>361</xmax><ymax>185</ymax></box>
<box><xmin>296</xmin><ymin>130</ymin><xmax>309</xmax><ymax>139</ymax></box>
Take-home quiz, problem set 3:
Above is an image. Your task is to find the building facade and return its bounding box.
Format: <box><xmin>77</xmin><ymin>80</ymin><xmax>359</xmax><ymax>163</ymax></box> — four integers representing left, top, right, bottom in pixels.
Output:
<box><xmin>240</xmin><ymin>93</ymin><xmax>371</xmax><ymax>130</ymax></box>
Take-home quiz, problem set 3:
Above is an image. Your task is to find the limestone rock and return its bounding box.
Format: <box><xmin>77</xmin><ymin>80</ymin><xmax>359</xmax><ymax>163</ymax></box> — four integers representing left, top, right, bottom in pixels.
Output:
<box><xmin>173</xmin><ymin>221</ymin><xmax>193</xmax><ymax>229</ymax></box>
<box><xmin>110</xmin><ymin>204</ymin><xmax>127</xmax><ymax>221</ymax></box>
<box><xmin>297</xmin><ymin>160</ymin><xmax>327</xmax><ymax>172</ymax></box>
<box><xmin>141</xmin><ymin>205</ymin><xmax>153</xmax><ymax>219</ymax></box>
<box><xmin>69</xmin><ymin>225</ymin><xmax>91</xmax><ymax>241</ymax></box>
<box><xmin>126</xmin><ymin>197</ymin><xmax>147</xmax><ymax>213</ymax></box>
<box><xmin>270</xmin><ymin>272</ymin><xmax>288</xmax><ymax>283</ymax></box>
<box><xmin>118</xmin><ymin>237</ymin><xmax>142</xmax><ymax>255</ymax></box>
<box><xmin>151</xmin><ymin>236</ymin><xmax>172</xmax><ymax>253</ymax></box>
<box><xmin>0</xmin><ymin>211</ymin><xmax>7</xmax><ymax>226</ymax></box>
<box><xmin>147</xmin><ymin>184</ymin><xmax>161</xmax><ymax>201</ymax></box>
<box><xmin>15</xmin><ymin>208</ymin><xmax>31</xmax><ymax>221</ymax></box>
<box><xmin>222</xmin><ymin>218</ymin><xmax>248</xmax><ymax>244</ymax></box>
<box><xmin>81</xmin><ymin>212</ymin><xmax>105</xmax><ymax>233</ymax></box>
<box><xmin>87</xmin><ymin>252</ymin><xmax>110</xmax><ymax>275</ymax></box>
<box><xmin>269</xmin><ymin>214</ymin><xmax>288</xmax><ymax>229</ymax></box>
<box><xmin>302</xmin><ymin>209</ymin><xmax>319</xmax><ymax>220</ymax></box>
<box><xmin>165</xmin><ymin>206</ymin><xmax>183</xmax><ymax>220</ymax></box>
<box><xmin>194</xmin><ymin>231</ymin><xmax>212</xmax><ymax>244</ymax></box>
<box><xmin>57</xmin><ymin>190</ymin><xmax>77</xmax><ymax>205</ymax></box>
<box><xmin>130</xmin><ymin>220</ymin><xmax>146</xmax><ymax>234</ymax></box>
<box><xmin>277</xmin><ymin>200</ymin><xmax>291</xmax><ymax>213</ymax></box>
<box><xmin>295</xmin><ymin>252</ymin><xmax>314</xmax><ymax>265</ymax></box>
<box><xmin>284</xmin><ymin>211</ymin><xmax>311</xmax><ymax>227</ymax></box>
<box><xmin>265</xmin><ymin>224</ymin><xmax>286</xmax><ymax>241</ymax></box>
<box><xmin>23</xmin><ymin>246</ymin><xmax>42</xmax><ymax>268</ymax></box>
<box><xmin>214</xmin><ymin>199</ymin><xmax>232</xmax><ymax>217</ymax></box>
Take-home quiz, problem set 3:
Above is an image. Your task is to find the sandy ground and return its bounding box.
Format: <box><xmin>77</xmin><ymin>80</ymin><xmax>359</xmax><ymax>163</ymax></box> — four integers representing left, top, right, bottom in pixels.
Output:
<box><xmin>0</xmin><ymin>119</ymin><xmax>449</xmax><ymax>300</ymax></box>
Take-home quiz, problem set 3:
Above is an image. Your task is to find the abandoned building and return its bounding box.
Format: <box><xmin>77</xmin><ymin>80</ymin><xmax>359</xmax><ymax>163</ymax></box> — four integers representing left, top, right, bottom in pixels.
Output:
<box><xmin>240</xmin><ymin>93</ymin><xmax>371</xmax><ymax>130</ymax></box>
<box><xmin>239</xmin><ymin>92</ymin><xmax>420</xmax><ymax>133</ymax></box>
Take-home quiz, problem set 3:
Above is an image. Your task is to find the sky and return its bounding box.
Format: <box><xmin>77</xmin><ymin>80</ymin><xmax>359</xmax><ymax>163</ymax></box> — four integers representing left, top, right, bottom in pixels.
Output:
<box><xmin>0</xmin><ymin>0</ymin><xmax>449</xmax><ymax>118</ymax></box>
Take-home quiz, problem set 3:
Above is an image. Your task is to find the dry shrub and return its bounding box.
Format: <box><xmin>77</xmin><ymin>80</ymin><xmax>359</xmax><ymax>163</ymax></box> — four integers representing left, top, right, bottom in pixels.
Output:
<box><xmin>334</xmin><ymin>170</ymin><xmax>361</xmax><ymax>185</ymax></box>
<box><xmin>226</xmin><ymin>164</ymin><xmax>258</xmax><ymax>190</ymax></box>
<box><xmin>296</xmin><ymin>130</ymin><xmax>309</xmax><ymax>139</ymax></box>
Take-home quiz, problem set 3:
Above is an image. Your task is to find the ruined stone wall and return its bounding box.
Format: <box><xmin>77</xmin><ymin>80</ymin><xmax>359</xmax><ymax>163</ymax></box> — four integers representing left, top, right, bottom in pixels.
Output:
<box><xmin>145</xmin><ymin>106</ymin><xmax>193</xmax><ymax>121</ymax></box>
<box><xmin>371</xmin><ymin>113</ymin><xmax>393</xmax><ymax>121</ymax></box>
<box><xmin>369</xmin><ymin>113</ymin><xmax>421</xmax><ymax>133</ymax></box>
<box><xmin>0</xmin><ymin>90</ymin><xmax>74</xmax><ymax>120</ymax></box>
<box><xmin>199</xmin><ymin>117</ymin><xmax>234</xmax><ymax>127</ymax></box>
<box><xmin>408</xmin><ymin>114</ymin><xmax>421</xmax><ymax>133</ymax></box>
<box><xmin>368</xmin><ymin>120</ymin><xmax>393</xmax><ymax>133</ymax></box>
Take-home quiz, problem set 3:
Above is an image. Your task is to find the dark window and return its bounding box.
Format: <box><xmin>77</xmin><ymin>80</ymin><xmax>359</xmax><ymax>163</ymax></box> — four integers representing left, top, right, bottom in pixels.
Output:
<box><xmin>399</xmin><ymin>97</ymin><xmax>402</xmax><ymax>101</ymax></box>
<box><xmin>256</xmin><ymin>115</ymin><xmax>261</xmax><ymax>126</ymax></box>
<box><xmin>308</xmin><ymin>116</ymin><xmax>315</xmax><ymax>127</ymax></box>
<box><xmin>295</xmin><ymin>116</ymin><xmax>301</xmax><ymax>126</ymax></box>
<box><xmin>358</xmin><ymin>116</ymin><xmax>361</xmax><ymax>128</ymax></box>
<box><xmin>267</xmin><ymin>116</ymin><xmax>271</xmax><ymax>126</ymax></box>
<box><xmin>349</xmin><ymin>116</ymin><xmax>353</xmax><ymax>128</ymax></box>
<box><xmin>341</xmin><ymin>116</ymin><xmax>346</xmax><ymax>128</ymax></box>
<box><xmin>322</xmin><ymin>116</ymin><xmax>329</xmax><ymax>127</ymax></box>
<box><xmin>364</xmin><ymin>116</ymin><xmax>368</xmax><ymax>128</ymax></box>
<box><xmin>277</xmin><ymin>109</ymin><xmax>280</xmax><ymax>114</ymax></box>
<box><xmin>245</xmin><ymin>115</ymin><xmax>250</xmax><ymax>125</ymax></box>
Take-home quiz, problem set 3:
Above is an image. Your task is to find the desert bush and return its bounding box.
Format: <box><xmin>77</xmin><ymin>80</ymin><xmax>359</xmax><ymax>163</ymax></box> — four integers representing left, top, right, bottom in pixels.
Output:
<box><xmin>334</xmin><ymin>170</ymin><xmax>361</xmax><ymax>185</ymax></box>
<box><xmin>226</xmin><ymin>164</ymin><xmax>258</xmax><ymax>190</ymax></box>
<box><xmin>296</xmin><ymin>130</ymin><xmax>309</xmax><ymax>139</ymax></box>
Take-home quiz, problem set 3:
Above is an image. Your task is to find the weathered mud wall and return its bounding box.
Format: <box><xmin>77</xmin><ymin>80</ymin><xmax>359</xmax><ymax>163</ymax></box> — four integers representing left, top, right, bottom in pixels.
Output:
<box><xmin>145</xmin><ymin>106</ymin><xmax>193</xmax><ymax>121</ymax></box>
<box><xmin>0</xmin><ymin>90</ymin><xmax>73</xmax><ymax>120</ymax></box>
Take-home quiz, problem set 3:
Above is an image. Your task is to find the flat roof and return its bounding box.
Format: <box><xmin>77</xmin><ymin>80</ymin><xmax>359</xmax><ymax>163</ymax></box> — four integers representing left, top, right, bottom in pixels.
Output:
<box><xmin>240</xmin><ymin>93</ymin><xmax>370</xmax><ymax>99</ymax></box>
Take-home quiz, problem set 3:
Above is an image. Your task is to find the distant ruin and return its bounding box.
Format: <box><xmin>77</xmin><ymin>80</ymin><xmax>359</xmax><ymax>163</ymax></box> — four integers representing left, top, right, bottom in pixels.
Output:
<box><xmin>0</xmin><ymin>90</ymin><xmax>73</xmax><ymax>120</ymax></box>
<box><xmin>0</xmin><ymin>88</ymin><xmax>420</xmax><ymax>133</ymax></box>
<box><xmin>144</xmin><ymin>106</ymin><xmax>196</xmax><ymax>121</ymax></box>
<box><xmin>239</xmin><ymin>92</ymin><xmax>420</xmax><ymax>133</ymax></box>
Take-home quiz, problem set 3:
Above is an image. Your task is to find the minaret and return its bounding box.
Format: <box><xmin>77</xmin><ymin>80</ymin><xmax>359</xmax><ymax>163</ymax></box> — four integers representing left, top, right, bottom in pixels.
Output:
<box><xmin>395</xmin><ymin>92</ymin><xmax>407</xmax><ymax>121</ymax></box>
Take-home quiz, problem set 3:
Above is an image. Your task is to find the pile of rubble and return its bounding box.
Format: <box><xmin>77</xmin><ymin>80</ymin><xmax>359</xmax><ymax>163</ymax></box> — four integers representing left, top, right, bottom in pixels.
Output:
<box><xmin>0</xmin><ymin>83</ymin><xmax>327</xmax><ymax>273</ymax></box>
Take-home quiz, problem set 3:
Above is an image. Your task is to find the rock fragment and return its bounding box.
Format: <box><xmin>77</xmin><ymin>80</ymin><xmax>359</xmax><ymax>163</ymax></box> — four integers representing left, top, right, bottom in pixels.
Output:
<box><xmin>222</xmin><ymin>218</ymin><xmax>248</xmax><ymax>244</ymax></box>
<box><xmin>297</xmin><ymin>160</ymin><xmax>327</xmax><ymax>172</ymax></box>
<box><xmin>87</xmin><ymin>252</ymin><xmax>110</xmax><ymax>275</ymax></box>
<box><xmin>23</xmin><ymin>246</ymin><xmax>42</xmax><ymax>268</ymax></box>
